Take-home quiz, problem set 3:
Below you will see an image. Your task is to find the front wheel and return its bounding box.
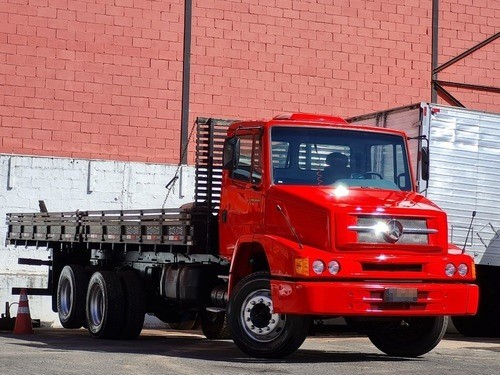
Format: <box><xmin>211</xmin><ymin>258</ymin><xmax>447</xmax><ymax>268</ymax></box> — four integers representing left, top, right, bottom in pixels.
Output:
<box><xmin>368</xmin><ymin>316</ymin><xmax>448</xmax><ymax>357</ymax></box>
<box><xmin>227</xmin><ymin>272</ymin><xmax>310</xmax><ymax>358</ymax></box>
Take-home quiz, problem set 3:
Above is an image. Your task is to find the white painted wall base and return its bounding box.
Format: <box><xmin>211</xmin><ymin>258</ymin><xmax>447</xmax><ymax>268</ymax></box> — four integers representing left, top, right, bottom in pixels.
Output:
<box><xmin>0</xmin><ymin>154</ymin><xmax>195</xmax><ymax>327</ymax></box>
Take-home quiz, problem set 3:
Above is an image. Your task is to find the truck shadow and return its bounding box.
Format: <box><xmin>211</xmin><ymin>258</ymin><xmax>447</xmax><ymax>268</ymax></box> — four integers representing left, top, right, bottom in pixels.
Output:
<box><xmin>1</xmin><ymin>328</ymin><xmax>414</xmax><ymax>364</ymax></box>
<box><xmin>443</xmin><ymin>334</ymin><xmax>500</xmax><ymax>353</ymax></box>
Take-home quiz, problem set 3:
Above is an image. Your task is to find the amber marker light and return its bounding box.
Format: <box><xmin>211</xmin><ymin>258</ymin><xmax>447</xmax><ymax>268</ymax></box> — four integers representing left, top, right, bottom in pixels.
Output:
<box><xmin>295</xmin><ymin>258</ymin><xmax>309</xmax><ymax>276</ymax></box>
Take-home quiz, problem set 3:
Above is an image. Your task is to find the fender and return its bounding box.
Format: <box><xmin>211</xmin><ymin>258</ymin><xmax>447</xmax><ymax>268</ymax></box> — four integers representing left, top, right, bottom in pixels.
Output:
<box><xmin>227</xmin><ymin>234</ymin><xmax>303</xmax><ymax>295</ymax></box>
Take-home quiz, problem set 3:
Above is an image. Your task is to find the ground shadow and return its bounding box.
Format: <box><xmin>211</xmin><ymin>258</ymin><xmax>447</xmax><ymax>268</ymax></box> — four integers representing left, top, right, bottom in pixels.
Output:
<box><xmin>0</xmin><ymin>328</ymin><xmax>415</xmax><ymax>364</ymax></box>
<box><xmin>443</xmin><ymin>334</ymin><xmax>500</xmax><ymax>353</ymax></box>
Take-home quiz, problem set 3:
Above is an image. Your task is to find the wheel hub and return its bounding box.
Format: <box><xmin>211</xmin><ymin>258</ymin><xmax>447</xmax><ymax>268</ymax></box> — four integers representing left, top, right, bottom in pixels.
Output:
<box><xmin>249</xmin><ymin>302</ymin><xmax>272</xmax><ymax>328</ymax></box>
<box><xmin>59</xmin><ymin>278</ymin><xmax>72</xmax><ymax>317</ymax></box>
<box><xmin>88</xmin><ymin>284</ymin><xmax>104</xmax><ymax>328</ymax></box>
<box><xmin>240</xmin><ymin>289</ymin><xmax>286</xmax><ymax>342</ymax></box>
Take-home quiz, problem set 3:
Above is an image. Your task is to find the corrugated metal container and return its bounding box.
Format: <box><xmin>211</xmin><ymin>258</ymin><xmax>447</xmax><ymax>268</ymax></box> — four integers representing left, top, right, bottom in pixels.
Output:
<box><xmin>349</xmin><ymin>103</ymin><xmax>500</xmax><ymax>267</ymax></box>
<box><xmin>422</xmin><ymin>104</ymin><xmax>500</xmax><ymax>266</ymax></box>
<box><xmin>347</xmin><ymin>104</ymin><xmax>422</xmax><ymax>179</ymax></box>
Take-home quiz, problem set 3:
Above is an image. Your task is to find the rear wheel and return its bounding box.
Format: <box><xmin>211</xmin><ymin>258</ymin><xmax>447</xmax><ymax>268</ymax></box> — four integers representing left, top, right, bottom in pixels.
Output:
<box><xmin>227</xmin><ymin>272</ymin><xmax>310</xmax><ymax>358</ymax></box>
<box><xmin>368</xmin><ymin>316</ymin><xmax>448</xmax><ymax>357</ymax></box>
<box><xmin>86</xmin><ymin>271</ymin><xmax>125</xmax><ymax>339</ymax></box>
<box><xmin>118</xmin><ymin>271</ymin><xmax>146</xmax><ymax>339</ymax></box>
<box><xmin>57</xmin><ymin>265</ymin><xmax>89</xmax><ymax>329</ymax></box>
<box><xmin>201</xmin><ymin>310</ymin><xmax>231</xmax><ymax>340</ymax></box>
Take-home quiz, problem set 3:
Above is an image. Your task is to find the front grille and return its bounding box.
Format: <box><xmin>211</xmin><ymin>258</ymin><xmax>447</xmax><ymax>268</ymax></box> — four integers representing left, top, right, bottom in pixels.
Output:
<box><xmin>349</xmin><ymin>217</ymin><xmax>436</xmax><ymax>245</ymax></box>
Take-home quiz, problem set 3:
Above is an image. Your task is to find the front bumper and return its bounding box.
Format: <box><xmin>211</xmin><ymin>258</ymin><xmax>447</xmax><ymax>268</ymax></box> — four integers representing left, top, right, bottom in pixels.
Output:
<box><xmin>270</xmin><ymin>280</ymin><xmax>479</xmax><ymax>316</ymax></box>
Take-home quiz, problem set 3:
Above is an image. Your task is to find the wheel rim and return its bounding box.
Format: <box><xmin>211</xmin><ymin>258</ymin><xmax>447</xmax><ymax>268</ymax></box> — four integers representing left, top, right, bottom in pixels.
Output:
<box><xmin>88</xmin><ymin>283</ymin><xmax>104</xmax><ymax>328</ymax></box>
<box><xmin>240</xmin><ymin>288</ymin><xmax>286</xmax><ymax>342</ymax></box>
<box><xmin>59</xmin><ymin>278</ymin><xmax>72</xmax><ymax>318</ymax></box>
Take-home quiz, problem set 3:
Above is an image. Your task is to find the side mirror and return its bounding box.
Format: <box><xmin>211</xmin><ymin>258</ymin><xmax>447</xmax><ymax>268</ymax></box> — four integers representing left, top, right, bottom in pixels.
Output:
<box><xmin>223</xmin><ymin>137</ymin><xmax>240</xmax><ymax>171</ymax></box>
<box><xmin>421</xmin><ymin>146</ymin><xmax>429</xmax><ymax>181</ymax></box>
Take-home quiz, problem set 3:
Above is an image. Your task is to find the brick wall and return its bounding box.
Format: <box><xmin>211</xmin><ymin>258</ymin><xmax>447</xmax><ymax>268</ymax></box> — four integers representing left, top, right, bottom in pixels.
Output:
<box><xmin>0</xmin><ymin>0</ymin><xmax>498</xmax><ymax>163</ymax></box>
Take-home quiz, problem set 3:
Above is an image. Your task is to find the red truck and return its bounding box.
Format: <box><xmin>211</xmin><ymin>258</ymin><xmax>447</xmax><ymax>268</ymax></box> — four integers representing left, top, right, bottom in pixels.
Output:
<box><xmin>6</xmin><ymin>114</ymin><xmax>478</xmax><ymax>358</ymax></box>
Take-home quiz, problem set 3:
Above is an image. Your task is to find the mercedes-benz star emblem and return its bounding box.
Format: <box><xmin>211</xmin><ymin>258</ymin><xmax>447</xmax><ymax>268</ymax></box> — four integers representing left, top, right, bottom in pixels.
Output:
<box><xmin>383</xmin><ymin>219</ymin><xmax>404</xmax><ymax>243</ymax></box>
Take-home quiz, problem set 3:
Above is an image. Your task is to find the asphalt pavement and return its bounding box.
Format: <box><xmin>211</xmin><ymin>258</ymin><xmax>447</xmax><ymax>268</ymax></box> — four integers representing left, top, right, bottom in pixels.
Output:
<box><xmin>0</xmin><ymin>328</ymin><xmax>499</xmax><ymax>375</ymax></box>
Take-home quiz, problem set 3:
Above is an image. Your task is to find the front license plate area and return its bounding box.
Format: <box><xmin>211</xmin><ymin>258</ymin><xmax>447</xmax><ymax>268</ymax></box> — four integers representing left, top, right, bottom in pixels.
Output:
<box><xmin>384</xmin><ymin>288</ymin><xmax>418</xmax><ymax>303</ymax></box>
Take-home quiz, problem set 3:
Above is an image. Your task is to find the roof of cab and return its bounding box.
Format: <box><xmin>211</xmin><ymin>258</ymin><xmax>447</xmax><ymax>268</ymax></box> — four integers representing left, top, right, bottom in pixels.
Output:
<box><xmin>227</xmin><ymin>112</ymin><xmax>408</xmax><ymax>138</ymax></box>
<box><xmin>227</xmin><ymin>113</ymin><xmax>347</xmax><ymax>131</ymax></box>
<box><xmin>272</xmin><ymin>113</ymin><xmax>347</xmax><ymax>124</ymax></box>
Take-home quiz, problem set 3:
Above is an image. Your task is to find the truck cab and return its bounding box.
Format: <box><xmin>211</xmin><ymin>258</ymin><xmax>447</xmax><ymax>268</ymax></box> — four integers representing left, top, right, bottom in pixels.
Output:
<box><xmin>220</xmin><ymin>113</ymin><xmax>478</xmax><ymax>358</ymax></box>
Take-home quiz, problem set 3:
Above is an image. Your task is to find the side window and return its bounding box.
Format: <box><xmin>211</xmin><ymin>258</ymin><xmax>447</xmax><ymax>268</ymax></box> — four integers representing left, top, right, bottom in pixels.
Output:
<box><xmin>233</xmin><ymin>134</ymin><xmax>262</xmax><ymax>185</ymax></box>
<box><xmin>272</xmin><ymin>141</ymin><xmax>290</xmax><ymax>168</ymax></box>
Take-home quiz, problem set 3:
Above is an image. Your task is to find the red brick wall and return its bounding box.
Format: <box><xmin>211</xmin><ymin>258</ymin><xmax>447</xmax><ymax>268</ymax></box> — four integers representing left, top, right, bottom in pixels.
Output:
<box><xmin>0</xmin><ymin>0</ymin><xmax>185</xmax><ymax>162</ymax></box>
<box><xmin>0</xmin><ymin>0</ymin><xmax>498</xmax><ymax>163</ymax></box>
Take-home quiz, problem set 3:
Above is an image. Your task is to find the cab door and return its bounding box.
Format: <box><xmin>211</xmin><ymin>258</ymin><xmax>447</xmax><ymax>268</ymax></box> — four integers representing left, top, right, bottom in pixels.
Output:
<box><xmin>219</xmin><ymin>128</ymin><xmax>265</xmax><ymax>258</ymax></box>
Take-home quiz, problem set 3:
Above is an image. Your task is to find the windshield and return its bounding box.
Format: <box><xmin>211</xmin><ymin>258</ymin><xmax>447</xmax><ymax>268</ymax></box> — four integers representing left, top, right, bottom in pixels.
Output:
<box><xmin>271</xmin><ymin>126</ymin><xmax>412</xmax><ymax>191</ymax></box>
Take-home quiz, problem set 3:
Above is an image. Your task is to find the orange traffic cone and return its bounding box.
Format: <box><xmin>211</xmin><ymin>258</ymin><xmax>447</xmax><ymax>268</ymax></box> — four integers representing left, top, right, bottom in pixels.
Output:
<box><xmin>13</xmin><ymin>288</ymin><xmax>34</xmax><ymax>335</ymax></box>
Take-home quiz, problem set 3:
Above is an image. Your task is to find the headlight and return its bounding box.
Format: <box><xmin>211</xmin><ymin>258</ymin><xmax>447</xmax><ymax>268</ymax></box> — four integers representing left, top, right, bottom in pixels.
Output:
<box><xmin>312</xmin><ymin>260</ymin><xmax>325</xmax><ymax>274</ymax></box>
<box><xmin>457</xmin><ymin>263</ymin><xmax>468</xmax><ymax>277</ymax></box>
<box><xmin>328</xmin><ymin>260</ymin><xmax>340</xmax><ymax>275</ymax></box>
<box><xmin>445</xmin><ymin>263</ymin><xmax>456</xmax><ymax>277</ymax></box>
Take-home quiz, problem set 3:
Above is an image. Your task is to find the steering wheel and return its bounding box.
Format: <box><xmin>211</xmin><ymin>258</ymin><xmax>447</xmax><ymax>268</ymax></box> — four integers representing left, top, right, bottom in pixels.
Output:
<box><xmin>352</xmin><ymin>172</ymin><xmax>383</xmax><ymax>179</ymax></box>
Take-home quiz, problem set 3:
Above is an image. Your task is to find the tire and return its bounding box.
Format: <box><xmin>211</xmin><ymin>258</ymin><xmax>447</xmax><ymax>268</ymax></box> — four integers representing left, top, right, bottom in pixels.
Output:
<box><xmin>57</xmin><ymin>265</ymin><xmax>89</xmax><ymax>329</ymax></box>
<box><xmin>368</xmin><ymin>316</ymin><xmax>448</xmax><ymax>357</ymax></box>
<box><xmin>86</xmin><ymin>271</ymin><xmax>125</xmax><ymax>339</ymax></box>
<box><xmin>227</xmin><ymin>272</ymin><xmax>310</xmax><ymax>358</ymax></box>
<box><xmin>452</xmin><ymin>265</ymin><xmax>500</xmax><ymax>337</ymax></box>
<box><xmin>118</xmin><ymin>271</ymin><xmax>146</xmax><ymax>339</ymax></box>
<box><xmin>201</xmin><ymin>310</ymin><xmax>231</xmax><ymax>340</ymax></box>
<box><xmin>451</xmin><ymin>316</ymin><xmax>490</xmax><ymax>337</ymax></box>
